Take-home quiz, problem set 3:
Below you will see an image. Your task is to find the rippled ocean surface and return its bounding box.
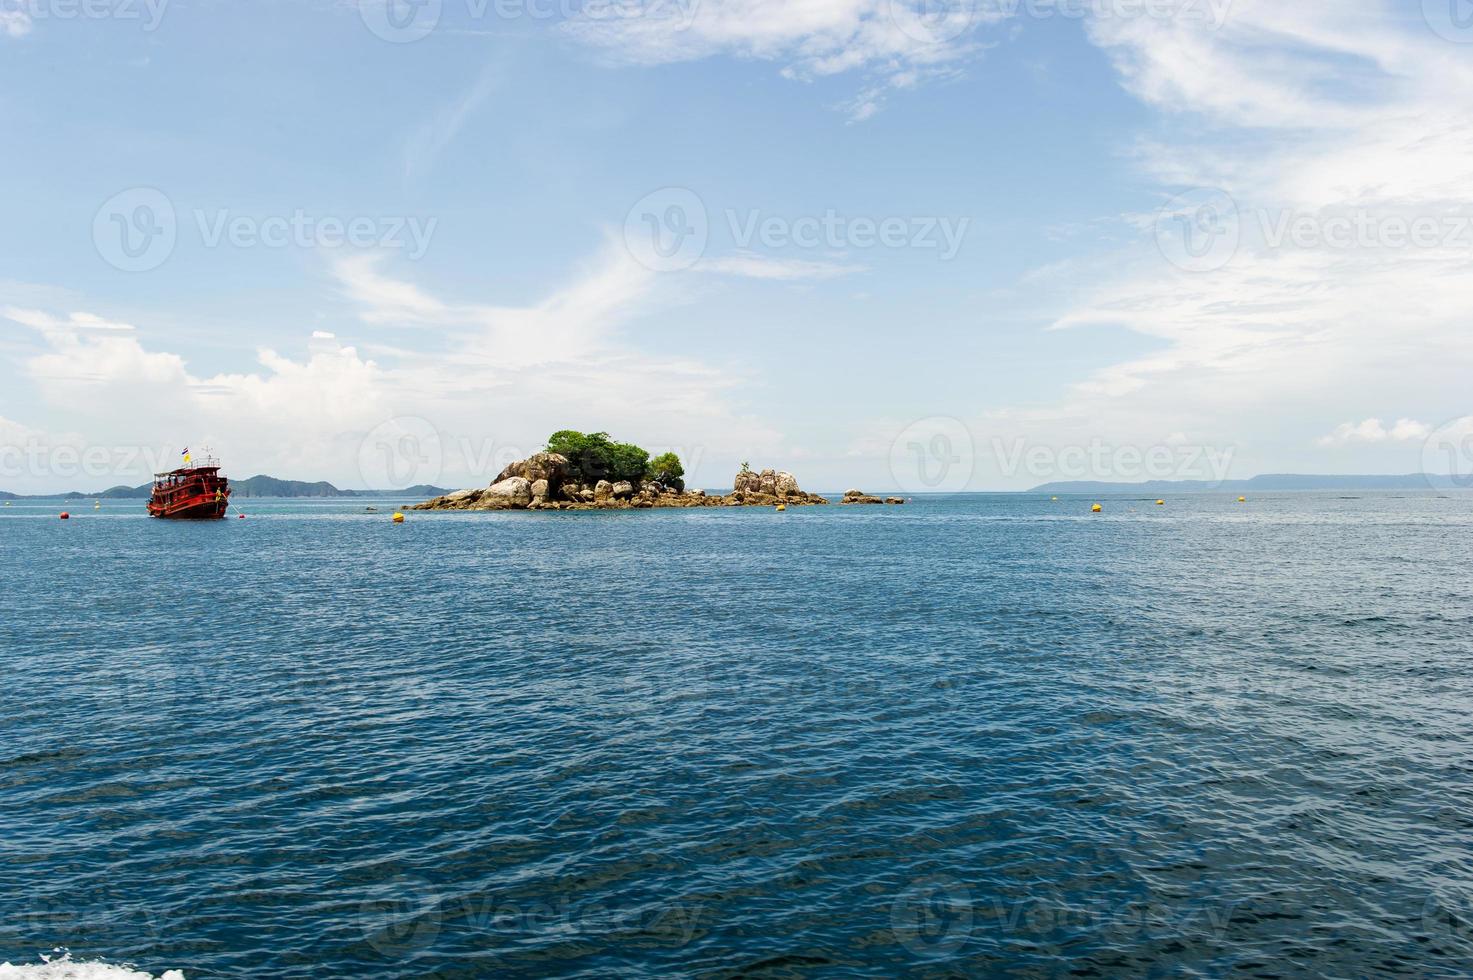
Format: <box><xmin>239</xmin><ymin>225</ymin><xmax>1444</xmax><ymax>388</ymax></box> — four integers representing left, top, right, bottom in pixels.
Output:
<box><xmin>3</xmin><ymin>492</ymin><xmax>1472</xmax><ymax>978</ymax></box>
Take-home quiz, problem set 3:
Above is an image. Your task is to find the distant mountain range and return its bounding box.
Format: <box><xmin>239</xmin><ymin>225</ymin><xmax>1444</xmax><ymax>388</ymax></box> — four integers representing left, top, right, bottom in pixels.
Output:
<box><xmin>1029</xmin><ymin>473</ymin><xmax>1470</xmax><ymax>494</ymax></box>
<box><xmin>228</xmin><ymin>475</ymin><xmax>448</xmax><ymax>498</ymax></box>
<box><xmin>0</xmin><ymin>476</ymin><xmax>449</xmax><ymax>500</ymax></box>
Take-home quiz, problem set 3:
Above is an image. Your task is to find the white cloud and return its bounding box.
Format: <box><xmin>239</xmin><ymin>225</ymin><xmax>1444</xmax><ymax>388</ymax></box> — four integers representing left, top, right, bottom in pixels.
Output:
<box><xmin>0</xmin><ymin>243</ymin><xmax>799</xmax><ymax>491</ymax></box>
<box><xmin>332</xmin><ymin>254</ymin><xmax>451</xmax><ymax>325</ymax></box>
<box><xmin>326</xmin><ymin>245</ymin><xmax>797</xmax><ymax>484</ymax></box>
<box><xmin>0</xmin><ymin>306</ymin><xmax>393</xmax><ymax>490</ymax></box>
<box><xmin>334</xmin><ymin>238</ymin><xmax>658</xmax><ymax>368</ymax></box>
<box><xmin>1386</xmin><ymin>418</ymin><xmax>1431</xmax><ymax>443</ymax></box>
<box><xmin>1</xmin><ymin>9</ymin><xmax>32</xmax><ymax>38</ymax></box>
<box><xmin>1317</xmin><ymin>418</ymin><xmax>1430</xmax><ymax>447</ymax></box>
<box><xmin>563</xmin><ymin>0</ymin><xmax>996</xmax><ymax>120</ymax></box>
<box><xmin>701</xmin><ymin>252</ymin><xmax>863</xmax><ymax>280</ymax></box>
<box><xmin>989</xmin><ymin>1</ymin><xmax>1473</xmax><ymax>477</ymax></box>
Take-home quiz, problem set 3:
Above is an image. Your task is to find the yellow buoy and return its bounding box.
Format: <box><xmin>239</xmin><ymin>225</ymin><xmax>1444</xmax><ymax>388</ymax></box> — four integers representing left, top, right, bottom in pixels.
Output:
<box><xmin>1050</xmin><ymin>496</ymin><xmax>1058</xmax><ymax>501</ymax></box>
<box><xmin>392</xmin><ymin>512</ymin><xmax>405</xmax><ymax>523</ymax></box>
<box><xmin>1237</xmin><ymin>496</ymin><xmax>1246</xmax><ymax>503</ymax></box>
<box><xmin>775</xmin><ymin>504</ymin><xmax>786</xmax><ymax>512</ymax></box>
<box><xmin>1156</xmin><ymin>500</ymin><xmax>1165</xmax><ymax>506</ymax></box>
<box><xmin>1091</xmin><ymin>503</ymin><xmax>1103</xmax><ymax>513</ymax></box>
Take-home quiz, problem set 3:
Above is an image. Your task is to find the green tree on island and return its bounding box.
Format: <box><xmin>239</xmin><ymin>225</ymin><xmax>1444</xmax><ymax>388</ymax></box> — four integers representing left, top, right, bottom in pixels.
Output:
<box><xmin>646</xmin><ymin>451</ymin><xmax>685</xmax><ymax>491</ymax></box>
<box><xmin>545</xmin><ymin>430</ymin><xmax>651</xmax><ymax>484</ymax></box>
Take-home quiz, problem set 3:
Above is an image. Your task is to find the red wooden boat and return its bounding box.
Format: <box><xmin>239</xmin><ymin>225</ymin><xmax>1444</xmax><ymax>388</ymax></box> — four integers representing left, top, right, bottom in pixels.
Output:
<box><xmin>148</xmin><ymin>450</ymin><xmax>230</xmax><ymax>519</ymax></box>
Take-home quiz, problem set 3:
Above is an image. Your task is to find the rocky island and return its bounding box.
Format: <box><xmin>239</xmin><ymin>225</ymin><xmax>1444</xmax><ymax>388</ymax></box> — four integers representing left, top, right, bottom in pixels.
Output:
<box><xmin>412</xmin><ymin>430</ymin><xmax>832</xmax><ymax>512</ymax></box>
<box><xmin>839</xmin><ymin>489</ymin><xmax>906</xmax><ymax>505</ymax></box>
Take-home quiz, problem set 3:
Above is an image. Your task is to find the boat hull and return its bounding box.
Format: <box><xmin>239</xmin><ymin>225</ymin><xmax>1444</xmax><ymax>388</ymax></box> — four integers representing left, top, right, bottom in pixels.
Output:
<box><xmin>147</xmin><ymin>495</ymin><xmax>230</xmax><ymax>519</ymax></box>
<box><xmin>148</xmin><ymin>464</ymin><xmax>230</xmax><ymax>520</ymax></box>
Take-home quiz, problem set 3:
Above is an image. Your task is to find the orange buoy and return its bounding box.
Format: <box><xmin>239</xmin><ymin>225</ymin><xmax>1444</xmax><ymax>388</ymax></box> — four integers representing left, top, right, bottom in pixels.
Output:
<box><xmin>238</xmin><ymin>513</ymin><xmax>246</xmax><ymax>519</ymax></box>
<box><xmin>59</xmin><ymin>512</ymin><xmax>70</xmax><ymax>520</ymax></box>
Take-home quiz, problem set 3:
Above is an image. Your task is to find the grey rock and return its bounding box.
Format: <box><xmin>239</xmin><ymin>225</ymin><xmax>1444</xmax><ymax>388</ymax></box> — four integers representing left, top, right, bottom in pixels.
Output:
<box><xmin>483</xmin><ymin>476</ymin><xmax>533</xmax><ymax>509</ymax></box>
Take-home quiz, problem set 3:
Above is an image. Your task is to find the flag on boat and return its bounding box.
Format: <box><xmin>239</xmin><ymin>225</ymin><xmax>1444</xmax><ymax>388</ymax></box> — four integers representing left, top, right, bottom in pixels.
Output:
<box><xmin>182</xmin><ymin>447</ymin><xmax>191</xmax><ymax>464</ymax></box>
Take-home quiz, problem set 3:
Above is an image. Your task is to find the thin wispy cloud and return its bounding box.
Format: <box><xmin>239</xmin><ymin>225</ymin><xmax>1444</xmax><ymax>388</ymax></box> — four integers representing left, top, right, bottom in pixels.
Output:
<box><xmin>563</xmin><ymin>0</ymin><xmax>999</xmax><ymax>120</ymax></box>
<box><xmin>403</xmin><ymin>64</ymin><xmax>501</xmax><ymax>182</ymax></box>
<box><xmin>701</xmin><ymin>252</ymin><xmax>864</xmax><ymax>280</ymax></box>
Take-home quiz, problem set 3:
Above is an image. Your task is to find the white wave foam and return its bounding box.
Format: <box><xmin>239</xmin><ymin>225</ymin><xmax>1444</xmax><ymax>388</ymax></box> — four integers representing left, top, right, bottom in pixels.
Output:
<box><xmin>0</xmin><ymin>953</ymin><xmax>183</xmax><ymax>980</ymax></box>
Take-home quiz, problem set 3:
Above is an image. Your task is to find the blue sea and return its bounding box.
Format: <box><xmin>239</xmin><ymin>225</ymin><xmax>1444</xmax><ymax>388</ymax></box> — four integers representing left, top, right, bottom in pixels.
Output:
<box><xmin>2</xmin><ymin>492</ymin><xmax>1471</xmax><ymax>978</ymax></box>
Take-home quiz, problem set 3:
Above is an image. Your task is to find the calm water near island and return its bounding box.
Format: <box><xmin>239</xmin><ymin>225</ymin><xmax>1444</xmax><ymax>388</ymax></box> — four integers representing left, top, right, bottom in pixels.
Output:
<box><xmin>2</xmin><ymin>492</ymin><xmax>1472</xmax><ymax>977</ymax></box>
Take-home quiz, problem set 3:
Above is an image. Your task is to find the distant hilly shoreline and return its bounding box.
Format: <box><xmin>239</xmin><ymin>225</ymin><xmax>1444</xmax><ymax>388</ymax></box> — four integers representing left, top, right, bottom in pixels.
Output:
<box><xmin>0</xmin><ymin>475</ymin><xmax>450</xmax><ymax>500</ymax></box>
<box><xmin>1028</xmin><ymin>473</ymin><xmax>1469</xmax><ymax>494</ymax></box>
<box><xmin>4</xmin><ymin>472</ymin><xmax>1468</xmax><ymax>500</ymax></box>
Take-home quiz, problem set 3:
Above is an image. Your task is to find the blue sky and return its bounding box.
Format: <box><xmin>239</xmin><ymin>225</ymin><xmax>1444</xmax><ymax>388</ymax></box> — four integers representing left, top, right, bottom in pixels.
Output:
<box><xmin>3</xmin><ymin>0</ymin><xmax>1472</xmax><ymax>492</ymax></box>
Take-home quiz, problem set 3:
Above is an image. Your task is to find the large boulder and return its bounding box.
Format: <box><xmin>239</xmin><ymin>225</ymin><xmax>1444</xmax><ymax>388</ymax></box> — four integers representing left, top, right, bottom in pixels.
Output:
<box><xmin>524</xmin><ymin>453</ymin><xmax>568</xmax><ymax>486</ymax></box>
<box><xmin>530</xmin><ymin>479</ymin><xmax>549</xmax><ymax>504</ymax></box>
<box><xmin>734</xmin><ymin>466</ymin><xmax>819</xmax><ymax>501</ymax></box>
<box><xmin>480</xmin><ymin>476</ymin><xmax>533</xmax><ymax>509</ymax></box>
<box><xmin>493</xmin><ymin>452</ymin><xmax>569</xmax><ymax>489</ymax></box>
<box><xmin>611</xmin><ymin>480</ymin><xmax>634</xmax><ymax>499</ymax></box>
<box><xmin>594</xmin><ymin>480</ymin><xmax>613</xmax><ymax>501</ymax></box>
<box><xmin>735</xmin><ymin>467</ymin><xmax>789</xmax><ymax>494</ymax></box>
<box><xmin>841</xmin><ymin>489</ymin><xmax>884</xmax><ymax>505</ymax></box>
